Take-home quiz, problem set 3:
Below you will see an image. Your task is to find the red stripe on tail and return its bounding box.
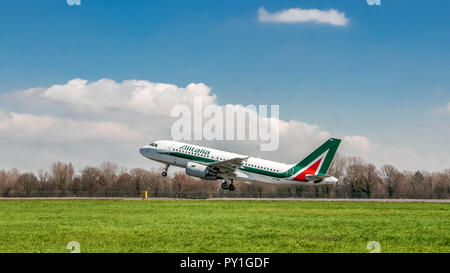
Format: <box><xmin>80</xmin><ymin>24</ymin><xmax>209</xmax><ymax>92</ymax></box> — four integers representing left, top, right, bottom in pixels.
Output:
<box><xmin>292</xmin><ymin>158</ymin><xmax>322</xmax><ymax>182</ymax></box>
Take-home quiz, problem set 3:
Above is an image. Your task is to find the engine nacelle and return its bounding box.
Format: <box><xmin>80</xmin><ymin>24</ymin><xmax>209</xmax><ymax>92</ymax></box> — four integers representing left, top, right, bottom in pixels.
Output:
<box><xmin>186</xmin><ymin>161</ymin><xmax>217</xmax><ymax>180</ymax></box>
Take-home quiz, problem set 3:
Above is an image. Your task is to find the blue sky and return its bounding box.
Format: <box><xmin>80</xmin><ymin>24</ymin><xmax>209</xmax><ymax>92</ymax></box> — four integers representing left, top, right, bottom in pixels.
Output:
<box><xmin>0</xmin><ymin>0</ymin><xmax>449</xmax><ymax>171</ymax></box>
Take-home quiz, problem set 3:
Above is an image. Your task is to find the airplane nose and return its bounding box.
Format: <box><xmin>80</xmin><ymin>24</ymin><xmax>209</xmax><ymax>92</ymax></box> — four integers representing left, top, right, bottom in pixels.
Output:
<box><xmin>140</xmin><ymin>146</ymin><xmax>155</xmax><ymax>156</ymax></box>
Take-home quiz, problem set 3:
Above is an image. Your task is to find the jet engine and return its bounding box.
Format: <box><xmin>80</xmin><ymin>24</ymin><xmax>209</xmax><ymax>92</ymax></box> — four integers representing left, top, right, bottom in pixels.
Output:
<box><xmin>186</xmin><ymin>161</ymin><xmax>217</xmax><ymax>180</ymax></box>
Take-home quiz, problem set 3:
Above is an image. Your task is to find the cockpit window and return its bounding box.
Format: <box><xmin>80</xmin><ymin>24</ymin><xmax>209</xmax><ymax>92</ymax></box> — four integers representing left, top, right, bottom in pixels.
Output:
<box><xmin>149</xmin><ymin>143</ymin><xmax>158</xmax><ymax>147</ymax></box>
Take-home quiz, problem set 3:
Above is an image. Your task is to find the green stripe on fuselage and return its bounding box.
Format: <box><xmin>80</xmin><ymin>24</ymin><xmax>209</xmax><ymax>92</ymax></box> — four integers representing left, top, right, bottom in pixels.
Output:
<box><xmin>160</xmin><ymin>152</ymin><xmax>287</xmax><ymax>178</ymax></box>
<box><xmin>164</xmin><ymin>152</ymin><xmax>216</xmax><ymax>163</ymax></box>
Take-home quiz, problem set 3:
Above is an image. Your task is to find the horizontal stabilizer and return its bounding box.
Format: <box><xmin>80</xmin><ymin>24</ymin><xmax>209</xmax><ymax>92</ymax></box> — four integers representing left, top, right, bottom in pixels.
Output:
<box><xmin>305</xmin><ymin>174</ymin><xmax>330</xmax><ymax>183</ymax></box>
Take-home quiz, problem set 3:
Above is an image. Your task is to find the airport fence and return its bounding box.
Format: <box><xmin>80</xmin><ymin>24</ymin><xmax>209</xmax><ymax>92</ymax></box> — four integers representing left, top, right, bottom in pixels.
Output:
<box><xmin>3</xmin><ymin>190</ymin><xmax>450</xmax><ymax>199</ymax></box>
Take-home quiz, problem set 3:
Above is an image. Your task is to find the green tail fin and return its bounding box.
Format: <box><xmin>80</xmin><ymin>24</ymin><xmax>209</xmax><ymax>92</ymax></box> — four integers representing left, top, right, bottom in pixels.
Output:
<box><xmin>294</xmin><ymin>138</ymin><xmax>341</xmax><ymax>175</ymax></box>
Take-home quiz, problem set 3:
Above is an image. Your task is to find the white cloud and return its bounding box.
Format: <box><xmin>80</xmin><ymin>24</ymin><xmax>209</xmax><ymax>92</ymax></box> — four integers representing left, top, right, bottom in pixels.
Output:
<box><xmin>40</xmin><ymin>78</ymin><xmax>216</xmax><ymax>115</ymax></box>
<box><xmin>0</xmin><ymin>78</ymin><xmax>446</xmax><ymax>172</ymax></box>
<box><xmin>341</xmin><ymin>136</ymin><xmax>371</xmax><ymax>157</ymax></box>
<box><xmin>0</xmin><ymin>111</ymin><xmax>139</xmax><ymax>140</ymax></box>
<box><xmin>436</xmin><ymin>102</ymin><xmax>450</xmax><ymax>114</ymax></box>
<box><xmin>66</xmin><ymin>0</ymin><xmax>81</xmax><ymax>6</ymax></box>
<box><xmin>258</xmin><ymin>7</ymin><xmax>349</xmax><ymax>26</ymax></box>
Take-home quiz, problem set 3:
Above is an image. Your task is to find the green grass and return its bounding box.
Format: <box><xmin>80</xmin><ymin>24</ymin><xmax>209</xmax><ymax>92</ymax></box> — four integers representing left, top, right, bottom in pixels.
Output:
<box><xmin>0</xmin><ymin>200</ymin><xmax>449</xmax><ymax>253</ymax></box>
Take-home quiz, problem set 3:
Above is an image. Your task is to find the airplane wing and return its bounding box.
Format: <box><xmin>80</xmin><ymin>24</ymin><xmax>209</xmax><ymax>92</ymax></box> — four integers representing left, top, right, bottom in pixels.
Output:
<box><xmin>207</xmin><ymin>157</ymin><xmax>248</xmax><ymax>178</ymax></box>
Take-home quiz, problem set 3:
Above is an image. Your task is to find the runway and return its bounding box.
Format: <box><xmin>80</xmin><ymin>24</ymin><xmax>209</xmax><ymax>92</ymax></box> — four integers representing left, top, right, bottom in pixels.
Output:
<box><xmin>1</xmin><ymin>197</ymin><xmax>449</xmax><ymax>203</ymax></box>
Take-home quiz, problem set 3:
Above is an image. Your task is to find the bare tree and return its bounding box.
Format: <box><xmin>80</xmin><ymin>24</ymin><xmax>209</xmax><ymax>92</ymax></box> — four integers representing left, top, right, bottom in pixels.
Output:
<box><xmin>100</xmin><ymin>161</ymin><xmax>119</xmax><ymax>194</ymax></box>
<box><xmin>1</xmin><ymin>158</ymin><xmax>449</xmax><ymax>198</ymax></box>
<box><xmin>341</xmin><ymin>157</ymin><xmax>381</xmax><ymax>198</ymax></box>
<box><xmin>111</xmin><ymin>172</ymin><xmax>134</xmax><ymax>196</ymax></box>
<box><xmin>275</xmin><ymin>184</ymin><xmax>290</xmax><ymax>198</ymax></box>
<box><xmin>15</xmin><ymin>173</ymin><xmax>38</xmax><ymax>197</ymax></box>
<box><xmin>81</xmin><ymin>167</ymin><xmax>106</xmax><ymax>196</ymax></box>
<box><xmin>431</xmin><ymin>170</ymin><xmax>450</xmax><ymax>199</ymax></box>
<box><xmin>67</xmin><ymin>175</ymin><xmax>81</xmax><ymax>197</ymax></box>
<box><xmin>148</xmin><ymin>173</ymin><xmax>165</xmax><ymax>197</ymax></box>
<box><xmin>380</xmin><ymin>165</ymin><xmax>404</xmax><ymax>198</ymax></box>
<box><xmin>342</xmin><ymin>157</ymin><xmax>366</xmax><ymax>198</ymax></box>
<box><xmin>202</xmin><ymin>179</ymin><xmax>220</xmax><ymax>198</ymax></box>
<box><xmin>172</xmin><ymin>173</ymin><xmax>194</xmax><ymax>198</ymax></box>
<box><xmin>130</xmin><ymin>168</ymin><xmax>153</xmax><ymax>197</ymax></box>
<box><xmin>328</xmin><ymin>154</ymin><xmax>347</xmax><ymax>198</ymax></box>
<box><xmin>405</xmin><ymin>171</ymin><xmax>425</xmax><ymax>198</ymax></box>
<box><xmin>37</xmin><ymin>169</ymin><xmax>51</xmax><ymax>196</ymax></box>
<box><xmin>328</xmin><ymin>154</ymin><xmax>347</xmax><ymax>180</ymax></box>
<box><xmin>362</xmin><ymin>164</ymin><xmax>382</xmax><ymax>198</ymax></box>
<box><xmin>281</xmin><ymin>185</ymin><xmax>302</xmax><ymax>198</ymax></box>
<box><xmin>50</xmin><ymin>162</ymin><xmax>74</xmax><ymax>196</ymax></box>
<box><xmin>0</xmin><ymin>170</ymin><xmax>17</xmax><ymax>197</ymax></box>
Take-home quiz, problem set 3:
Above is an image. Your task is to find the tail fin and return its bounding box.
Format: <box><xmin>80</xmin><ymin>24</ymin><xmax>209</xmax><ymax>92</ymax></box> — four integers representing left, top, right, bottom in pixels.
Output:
<box><xmin>287</xmin><ymin>138</ymin><xmax>341</xmax><ymax>181</ymax></box>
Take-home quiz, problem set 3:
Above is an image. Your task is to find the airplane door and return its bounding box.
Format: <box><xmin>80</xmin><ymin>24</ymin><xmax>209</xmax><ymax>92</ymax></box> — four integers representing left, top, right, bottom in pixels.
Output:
<box><xmin>167</xmin><ymin>145</ymin><xmax>177</xmax><ymax>164</ymax></box>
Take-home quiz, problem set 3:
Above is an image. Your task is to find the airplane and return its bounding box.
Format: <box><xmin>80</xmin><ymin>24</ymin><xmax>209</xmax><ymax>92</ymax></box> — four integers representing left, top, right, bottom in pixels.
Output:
<box><xmin>139</xmin><ymin>138</ymin><xmax>341</xmax><ymax>191</ymax></box>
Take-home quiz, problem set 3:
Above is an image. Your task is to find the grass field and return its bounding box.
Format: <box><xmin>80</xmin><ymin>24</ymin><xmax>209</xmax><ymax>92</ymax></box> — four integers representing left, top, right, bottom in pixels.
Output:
<box><xmin>0</xmin><ymin>199</ymin><xmax>449</xmax><ymax>253</ymax></box>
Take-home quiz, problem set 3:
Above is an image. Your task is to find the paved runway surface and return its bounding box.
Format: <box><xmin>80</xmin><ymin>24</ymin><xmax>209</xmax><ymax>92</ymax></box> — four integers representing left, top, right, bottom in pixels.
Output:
<box><xmin>1</xmin><ymin>197</ymin><xmax>449</xmax><ymax>203</ymax></box>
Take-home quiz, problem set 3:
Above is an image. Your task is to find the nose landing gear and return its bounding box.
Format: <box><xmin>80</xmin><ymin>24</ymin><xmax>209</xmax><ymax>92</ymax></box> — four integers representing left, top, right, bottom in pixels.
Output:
<box><xmin>161</xmin><ymin>164</ymin><xmax>169</xmax><ymax>177</ymax></box>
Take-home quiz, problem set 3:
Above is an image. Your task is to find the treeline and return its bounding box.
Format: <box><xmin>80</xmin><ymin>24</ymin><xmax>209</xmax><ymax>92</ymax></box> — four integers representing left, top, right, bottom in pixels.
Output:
<box><xmin>0</xmin><ymin>156</ymin><xmax>449</xmax><ymax>198</ymax></box>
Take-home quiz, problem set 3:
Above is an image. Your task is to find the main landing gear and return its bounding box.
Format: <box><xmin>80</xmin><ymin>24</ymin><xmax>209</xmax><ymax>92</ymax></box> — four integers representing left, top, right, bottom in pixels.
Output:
<box><xmin>221</xmin><ymin>179</ymin><xmax>235</xmax><ymax>191</ymax></box>
<box><xmin>161</xmin><ymin>164</ymin><xmax>169</xmax><ymax>177</ymax></box>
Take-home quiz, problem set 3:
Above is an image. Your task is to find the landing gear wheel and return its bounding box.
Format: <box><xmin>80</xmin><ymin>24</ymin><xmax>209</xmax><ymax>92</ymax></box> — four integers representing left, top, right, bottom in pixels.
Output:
<box><xmin>162</xmin><ymin>164</ymin><xmax>169</xmax><ymax>177</ymax></box>
<box><xmin>221</xmin><ymin>182</ymin><xmax>229</xmax><ymax>190</ymax></box>
<box><xmin>228</xmin><ymin>184</ymin><xmax>235</xmax><ymax>191</ymax></box>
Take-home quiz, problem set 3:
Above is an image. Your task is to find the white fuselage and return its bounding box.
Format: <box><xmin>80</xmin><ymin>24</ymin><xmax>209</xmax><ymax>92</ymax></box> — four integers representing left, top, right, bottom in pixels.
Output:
<box><xmin>139</xmin><ymin>140</ymin><xmax>338</xmax><ymax>185</ymax></box>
